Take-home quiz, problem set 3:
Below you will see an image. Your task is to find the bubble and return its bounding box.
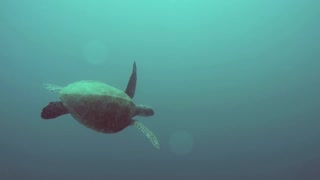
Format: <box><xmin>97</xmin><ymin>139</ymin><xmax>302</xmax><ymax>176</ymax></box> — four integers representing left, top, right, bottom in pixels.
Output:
<box><xmin>83</xmin><ymin>40</ymin><xmax>108</xmax><ymax>65</ymax></box>
<box><xmin>169</xmin><ymin>131</ymin><xmax>194</xmax><ymax>156</ymax></box>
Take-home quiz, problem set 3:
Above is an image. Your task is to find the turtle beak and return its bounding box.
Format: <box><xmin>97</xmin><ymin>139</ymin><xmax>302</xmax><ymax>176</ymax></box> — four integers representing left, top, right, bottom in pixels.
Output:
<box><xmin>141</xmin><ymin>105</ymin><xmax>154</xmax><ymax>116</ymax></box>
<box><xmin>148</xmin><ymin>108</ymin><xmax>155</xmax><ymax>116</ymax></box>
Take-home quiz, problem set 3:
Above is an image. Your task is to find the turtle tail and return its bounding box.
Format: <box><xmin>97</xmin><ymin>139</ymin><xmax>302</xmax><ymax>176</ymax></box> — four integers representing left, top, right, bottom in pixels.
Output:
<box><xmin>41</xmin><ymin>101</ymin><xmax>69</xmax><ymax>119</ymax></box>
<box><xmin>131</xmin><ymin>120</ymin><xmax>160</xmax><ymax>150</ymax></box>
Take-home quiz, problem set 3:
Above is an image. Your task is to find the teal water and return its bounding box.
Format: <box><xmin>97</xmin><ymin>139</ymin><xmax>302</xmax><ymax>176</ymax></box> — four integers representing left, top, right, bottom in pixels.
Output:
<box><xmin>0</xmin><ymin>0</ymin><xmax>319</xmax><ymax>179</ymax></box>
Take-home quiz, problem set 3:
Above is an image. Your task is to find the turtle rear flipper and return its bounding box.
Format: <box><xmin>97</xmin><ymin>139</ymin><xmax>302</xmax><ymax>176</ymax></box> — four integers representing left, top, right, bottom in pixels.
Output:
<box><xmin>131</xmin><ymin>120</ymin><xmax>160</xmax><ymax>149</ymax></box>
<box><xmin>44</xmin><ymin>83</ymin><xmax>63</xmax><ymax>93</ymax></box>
<box><xmin>41</xmin><ymin>101</ymin><xmax>69</xmax><ymax>119</ymax></box>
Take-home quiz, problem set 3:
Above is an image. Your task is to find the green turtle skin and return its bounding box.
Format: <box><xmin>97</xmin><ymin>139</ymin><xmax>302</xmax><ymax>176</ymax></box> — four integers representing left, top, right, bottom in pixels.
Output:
<box><xmin>60</xmin><ymin>80</ymin><xmax>136</xmax><ymax>133</ymax></box>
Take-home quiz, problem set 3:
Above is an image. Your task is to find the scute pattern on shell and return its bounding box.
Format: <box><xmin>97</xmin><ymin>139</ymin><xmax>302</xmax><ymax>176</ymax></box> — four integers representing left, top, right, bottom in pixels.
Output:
<box><xmin>59</xmin><ymin>80</ymin><xmax>136</xmax><ymax>133</ymax></box>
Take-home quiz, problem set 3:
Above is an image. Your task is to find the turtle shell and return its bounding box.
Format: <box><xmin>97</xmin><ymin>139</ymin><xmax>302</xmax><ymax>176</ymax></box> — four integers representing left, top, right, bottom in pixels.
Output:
<box><xmin>59</xmin><ymin>80</ymin><xmax>136</xmax><ymax>133</ymax></box>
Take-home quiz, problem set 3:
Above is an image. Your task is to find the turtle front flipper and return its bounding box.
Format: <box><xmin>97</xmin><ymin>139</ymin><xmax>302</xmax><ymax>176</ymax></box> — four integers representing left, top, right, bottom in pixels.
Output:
<box><xmin>125</xmin><ymin>61</ymin><xmax>137</xmax><ymax>99</ymax></box>
<box><xmin>41</xmin><ymin>101</ymin><xmax>69</xmax><ymax>119</ymax></box>
<box><xmin>131</xmin><ymin>120</ymin><xmax>160</xmax><ymax>149</ymax></box>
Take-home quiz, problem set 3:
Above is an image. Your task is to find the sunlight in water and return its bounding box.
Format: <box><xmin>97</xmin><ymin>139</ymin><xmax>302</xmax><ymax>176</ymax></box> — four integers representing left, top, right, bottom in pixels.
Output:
<box><xmin>83</xmin><ymin>40</ymin><xmax>109</xmax><ymax>65</ymax></box>
<box><xmin>169</xmin><ymin>131</ymin><xmax>194</xmax><ymax>156</ymax></box>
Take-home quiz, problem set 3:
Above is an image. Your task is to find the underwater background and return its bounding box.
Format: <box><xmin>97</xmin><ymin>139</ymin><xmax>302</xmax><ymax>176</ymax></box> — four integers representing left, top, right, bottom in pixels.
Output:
<box><xmin>0</xmin><ymin>0</ymin><xmax>319</xmax><ymax>179</ymax></box>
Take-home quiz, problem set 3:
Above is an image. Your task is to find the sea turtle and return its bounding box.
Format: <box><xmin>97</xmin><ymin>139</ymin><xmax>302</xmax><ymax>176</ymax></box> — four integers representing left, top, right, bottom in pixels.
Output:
<box><xmin>40</xmin><ymin>62</ymin><xmax>160</xmax><ymax>149</ymax></box>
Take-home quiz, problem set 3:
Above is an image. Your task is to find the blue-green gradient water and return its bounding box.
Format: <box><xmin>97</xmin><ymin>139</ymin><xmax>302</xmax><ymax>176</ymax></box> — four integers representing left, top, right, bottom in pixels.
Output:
<box><xmin>1</xmin><ymin>0</ymin><xmax>319</xmax><ymax>179</ymax></box>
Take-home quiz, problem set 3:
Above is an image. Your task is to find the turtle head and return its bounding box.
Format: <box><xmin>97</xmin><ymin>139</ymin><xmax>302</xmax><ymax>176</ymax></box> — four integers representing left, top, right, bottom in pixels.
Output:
<box><xmin>135</xmin><ymin>104</ymin><xmax>154</xmax><ymax>117</ymax></box>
